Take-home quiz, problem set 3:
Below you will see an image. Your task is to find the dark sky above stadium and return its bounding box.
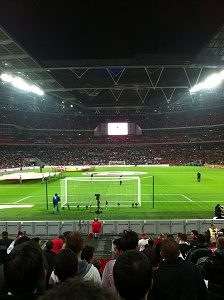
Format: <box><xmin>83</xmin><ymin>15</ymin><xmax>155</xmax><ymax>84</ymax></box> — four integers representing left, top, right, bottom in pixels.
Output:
<box><xmin>0</xmin><ymin>0</ymin><xmax>224</xmax><ymax>61</ymax></box>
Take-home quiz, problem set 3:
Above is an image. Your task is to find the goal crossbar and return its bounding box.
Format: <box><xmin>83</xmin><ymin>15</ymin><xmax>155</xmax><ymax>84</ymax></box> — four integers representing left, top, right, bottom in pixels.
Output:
<box><xmin>64</xmin><ymin>176</ymin><xmax>140</xmax><ymax>181</ymax></box>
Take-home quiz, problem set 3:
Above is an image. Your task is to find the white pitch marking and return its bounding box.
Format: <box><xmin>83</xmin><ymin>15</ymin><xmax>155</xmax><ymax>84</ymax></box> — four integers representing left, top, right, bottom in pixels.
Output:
<box><xmin>13</xmin><ymin>196</ymin><xmax>31</xmax><ymax>204</ymax></box>
<box><xmin>181</xmin><ymin>194</ymin><xmax>192</xmax><ymax>202</ymax></box>
<box><xmin>142</xmin><ymin>194</ymin><xmax>183</xmax><ymax>196</ymax></box>
<box><xmin>0</xmin><ymin>205</ymin><xmax>34</xmax><ymax>210</ymax></box>
<box><xmin>141</xmin><ymin>201</ymin><xmax>191</xmax><ymax>203</ymax></box>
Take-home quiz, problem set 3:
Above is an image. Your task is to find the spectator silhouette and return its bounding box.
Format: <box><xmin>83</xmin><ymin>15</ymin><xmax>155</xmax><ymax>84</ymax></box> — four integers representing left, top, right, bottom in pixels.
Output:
<box><xmin>102</xmin><ymin>238</ymin><xmax>123</xmax><ymax>295</ymax></box>
<box><xmin>0</xmin><ymin>232</ymin><xmax>13</xmax><ymax>265</ymax></box>
<box><xmin>142</xmin><ymin>239</ymin><xmax>157</xmax><ymax>268</ymax></box>
<box><xmin>81</xmin><ymin>245</ymin><xmax>95</xmax><ymax>263</ymax></box>
<box><xmin>43</xmin><ymin>240</ymin><xmax>55</xmax><ymax>289</ymax></box>
<box><xmin>177</xmin><ymin>233</ymin><xmax>191</xmax><ymax>259</ymax></box>
<box><xmin>198</xmin><ymin>236</ymin><xmax>224</xmax><ymax>300</ymax></box>
<box><xmin>185</xmin><ymin>234</ymin><xmax>213</xmax><ymax>264</ymax></box>
<box><xmin>190</xmin><ymin>230</ymin><xmax>198</xmax><ymax>248</ymax></box>
<box><xmin>113</xmin><ymin>250</ymin><xmax>153</xmax><ymax>300</ymax></box>
<box><xmin>38</xmin><ymin>278</ymin><xmax>116</xmax><ymax>300</ymax></box>
<box><xmin>54</xmin><ymin>249</ymin><xmax>78</xmax><ymax>283</ymax></box>
<box><xmin>3</xmin><ymin>241</ymin><xmax>45</xmax><ymax>299</ymax></box>
<box><xmin>102</xmin><ymin>230</ymin><xmax>138</xmax><ymax>296</ymax></box>
<box><xmin>150</xmin><ymin>238</ymin><xmax>209</xmax><ymax>300</ymax></box>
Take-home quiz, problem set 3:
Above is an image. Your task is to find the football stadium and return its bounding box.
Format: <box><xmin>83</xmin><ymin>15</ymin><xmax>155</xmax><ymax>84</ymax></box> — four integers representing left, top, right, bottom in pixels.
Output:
<box><xmin>0</xmin><ymin>3</ymin><xmax>224</xmax><ymax>298</ymax></box>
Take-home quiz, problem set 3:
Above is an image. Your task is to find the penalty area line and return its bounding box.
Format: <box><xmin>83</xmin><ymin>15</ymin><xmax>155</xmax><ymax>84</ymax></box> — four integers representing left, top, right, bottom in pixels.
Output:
<box><xmin>13</xmin><ymin>196</ymin><xmax>31</xmax><ymax>204</ymax></box>
<box><xmin>181</xmin><ymin>194</ymin><xmax>192</xmax><ymax>202</ymax></box>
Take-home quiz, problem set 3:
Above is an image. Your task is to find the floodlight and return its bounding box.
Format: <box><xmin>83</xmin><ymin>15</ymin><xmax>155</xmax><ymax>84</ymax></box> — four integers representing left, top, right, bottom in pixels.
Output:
<box><xmin>203</xmin><ymin>73</ymin><xmax>222</xmax><ymax>89</ymax></box>
<box><xmin>30</xmin><ymin>85</ymin><xmax>44</xmax><ymax>96</ymax></box>
<box><xmin>0</xmin><ymin>73</ymin><xmax>13</xmax><ymax>83</ymax></box>
<box><xmin>12</xmin><ymin>77</ymin><xmax>29</xmax><ymax>91</ymax></box>
<box><xmin>190</xmin><ymin>69</ymin><xmax>224</xmax><ymax>94</ymax></box>
<box><xmin>0</xmin><ymin>72</ymin><xmax>44</xmax><ymax>96</ymax></box>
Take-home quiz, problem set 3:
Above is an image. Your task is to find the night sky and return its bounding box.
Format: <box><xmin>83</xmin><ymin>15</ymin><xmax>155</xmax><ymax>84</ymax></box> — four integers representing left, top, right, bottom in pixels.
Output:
<box><xmin>0</xmin><ymin>0</ymin><xmax>224</xmax><ymax>61</ymax></box>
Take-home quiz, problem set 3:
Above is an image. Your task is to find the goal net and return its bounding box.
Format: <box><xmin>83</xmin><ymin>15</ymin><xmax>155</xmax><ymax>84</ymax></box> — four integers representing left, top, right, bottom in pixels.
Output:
<box><xmin>60</xmin><ymin>176</ymin><xmax>141</xmax><ymax>208</ymax></box>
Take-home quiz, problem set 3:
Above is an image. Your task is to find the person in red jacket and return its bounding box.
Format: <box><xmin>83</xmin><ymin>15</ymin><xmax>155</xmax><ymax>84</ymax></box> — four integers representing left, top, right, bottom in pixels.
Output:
<box><xmin>91</xmin><ymin>218</ymin><xmax>102</xmax><ymax>239</ymax></box>
<box><xmin>52</xmin><ymin>235</ymin><xmax>65</xmax><ymax>254</ymax></box>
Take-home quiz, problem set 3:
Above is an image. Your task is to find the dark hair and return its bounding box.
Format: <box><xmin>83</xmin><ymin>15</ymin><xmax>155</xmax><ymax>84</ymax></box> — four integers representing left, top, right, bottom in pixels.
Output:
<box><xmin>191</xmin><ymin>230</ymin><xmax>198</xmax><ymax>237</ymax></box>
<box><xmin>54</xmin><ymin>249</ymin><xmax>78</xmax><ymax>282</ymax></box>
<box><xmin>62</xmin><ymin>231</ymin><xmax>72</xmax><ymax>238</ymax></box>
<box><xmin>45</xmin><ymin>240</ymin><xmax>53</xmax><ymax>251</ymax></box>
<box><xmin>120</xmin><ymin>230</ymin><xmax>138</xmax><ymax>251</ymax></box>
<box><xmin>197</xmin><ymin>234</ymin><xmax>206</xmax><ymax>245</ymax></box>
<box><xmin>4</xmin><ymin>241</ymin><xmax>44</xmax><ymax>295</ymax></box>
<box><xmin>31</xmin><ymin>237</ymin><xmax>40</xmax><ymax>244</ymax></box>
<box><xmin>161</xmin><ymin>238</ymin><xmax>180</xmax><ymax>261</ymax></box>
<box><xmin>65</xmin><ymin>231</ymin><xmax>83</xmax><ymax>254</ymax></box>
<box><xmin>147</xmin><ymin>239</ymin><xmax>154</xmax><ymax>247</ymax></box>
<box><xmin>1</xmin><ymin>231</ymin><xmax>8</xmax><ymax>238</ymax></box>
<box><xmin>14</xmin><ymin>235</ymin><xmax>31</xmax><ymax>248</ymax></box>
<box><xmin>81</xmin><ymin>245</ymin><xmax>94</xmax><ymax>263</ymax></box>
<box><xmin>166</xmin><ymin>234</ymin><xmax>174</xmax><ymax>238</ymax></box>
<box><xmin>217</xmin><ymin>236</ymin><xmax>224</xmax><ymax>247</ymax></box>
<box><xmin>180</xmin><ymin>233</ymin><xmax>188</xmax><ymax>242</ymax></box>
<box><xmin>113</xmin><ymin>238</ymin><xmax>123</xmax><ymax>251</ymax></box>
<box><xmin>38</xmin><ymin>278</ymin><xmax>117</xmax><ymax>300</ymax></box>
<box><xmin>113</xmin><ymin>250</ymin><xmax>152</xmax><ymax>300</ymax></box>
<box><xmin>16</xmin><ymin>231</ymin><xmax>24</xmax><ymax>238</ymax></box>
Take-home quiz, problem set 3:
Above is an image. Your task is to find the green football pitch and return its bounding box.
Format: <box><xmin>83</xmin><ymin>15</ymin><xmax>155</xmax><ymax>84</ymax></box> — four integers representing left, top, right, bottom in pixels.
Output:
<box><xmin>0</xmin><ymin>166</ymin><xmax>223</xmax><ymax>221</ymax></box>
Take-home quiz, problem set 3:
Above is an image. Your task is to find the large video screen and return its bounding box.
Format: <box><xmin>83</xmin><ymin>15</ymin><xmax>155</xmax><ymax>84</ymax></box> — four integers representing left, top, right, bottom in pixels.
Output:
<box><xmin>107</xmin><ymin>122</ymin><xmax>128</xmax><ymax>136</ymax></box>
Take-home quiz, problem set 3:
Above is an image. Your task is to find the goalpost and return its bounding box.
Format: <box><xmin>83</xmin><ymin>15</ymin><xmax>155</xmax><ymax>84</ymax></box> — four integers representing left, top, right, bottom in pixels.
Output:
<box><xmin>60</xmin><ymin>176</ymin><xmax>141</xmax><ymax>208</ymax></box>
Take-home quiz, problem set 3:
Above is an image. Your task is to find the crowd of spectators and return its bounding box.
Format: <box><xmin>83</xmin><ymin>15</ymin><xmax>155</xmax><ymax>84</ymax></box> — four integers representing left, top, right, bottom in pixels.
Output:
<box><xmin>134</xmin><ymin>108</ymin><xmax>224</xmax><ymax>129</ymax></box>
<box><xmin>0</xmin><ymin>126</ymin><xmax>224</xmax><ymax>146</ymax></box>
<box><xmin>1</xmin><ymin>106</ymin><xmax>224</xmax><ymax>130</ymax></box>
<box><xmin>0</xmin><ymin>142</ymin><xmax>223</xmax><ymax>169</ymax></box>
<box><xmin>0</xmin><ymin>105</ymin><xmax>224</xmax><ymax>169</ymax></box>
<box><xmin>0</xmin><ymin>225</ymin><xmax>223</xmax><ymax>299</ymax></box>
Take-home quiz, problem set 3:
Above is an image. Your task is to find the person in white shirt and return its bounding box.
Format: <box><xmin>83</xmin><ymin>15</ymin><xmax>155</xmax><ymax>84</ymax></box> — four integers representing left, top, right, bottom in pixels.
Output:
<box><xmin>138</xmin><ymin>233</ymin><xmax>149</xmax><ymax>252</ymax></box>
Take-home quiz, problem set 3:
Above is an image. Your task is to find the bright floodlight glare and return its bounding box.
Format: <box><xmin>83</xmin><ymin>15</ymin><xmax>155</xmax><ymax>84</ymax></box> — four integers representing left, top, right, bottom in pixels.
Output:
<box><xmin>30</xmin><ymin>85</ymin><xmax>44</xmax><ymax>96</ymax></box>
<box><xmin>12</xmin><ymin>77</ymin><xmax>29</xmax><ymax>91</ymax></box>
<box><xmin>203</xmin><ymin>74</ymin><xmax>222</xmax><ymax>89</ymax></box>
<box><xmin>0</xmin><ymin>73</ymin><xmax>44</xmax><ymax>96</ymax></box>
<box><xmin>0</xmin><ymin>73</ymin><xmax>13</xmax><ymax>83</ymax></box>
<box><xmin>190</xmin><ymin>70</ymin><xmax>224</xmax><ymax>94</ymax></box>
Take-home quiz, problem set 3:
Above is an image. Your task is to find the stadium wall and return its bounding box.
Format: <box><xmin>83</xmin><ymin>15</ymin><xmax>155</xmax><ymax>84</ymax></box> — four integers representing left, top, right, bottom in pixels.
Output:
<box><xmin>2</xmin><ymin>219</ymin><xmax>224</xmax><ymax>237</ymax></box>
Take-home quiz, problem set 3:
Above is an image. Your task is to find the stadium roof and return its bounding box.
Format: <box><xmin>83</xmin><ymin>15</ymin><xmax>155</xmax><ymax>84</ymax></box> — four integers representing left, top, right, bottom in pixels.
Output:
<box><xmin>0</xmin><ymin>1</ymin><xmax>224</xmax><ymax>115</ymax></box>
